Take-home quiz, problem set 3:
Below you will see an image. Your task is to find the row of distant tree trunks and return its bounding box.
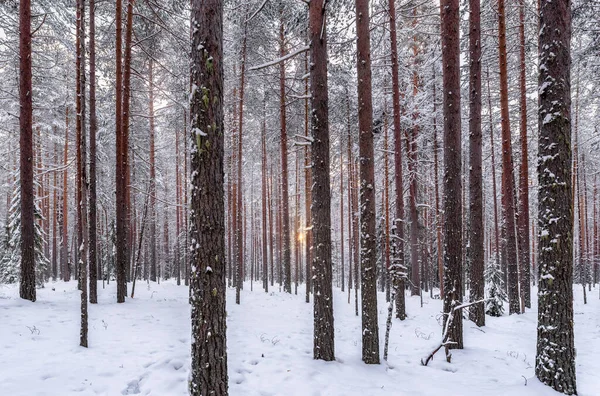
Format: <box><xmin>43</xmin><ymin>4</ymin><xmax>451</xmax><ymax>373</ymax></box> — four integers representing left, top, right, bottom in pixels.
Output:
<box><xmin>14</xmin><ymin>3</ymin><xmax>190</xmax><ymax>293</ymax></box>
<box><xmin>189</xmin><ymin>0</ymin><xmax>577</xmax><ymax>393</ymax></box>
<box><xmin>15</xmin><ymin>0</ymin><xmax>577</xmax><ymax>393</ymax></box>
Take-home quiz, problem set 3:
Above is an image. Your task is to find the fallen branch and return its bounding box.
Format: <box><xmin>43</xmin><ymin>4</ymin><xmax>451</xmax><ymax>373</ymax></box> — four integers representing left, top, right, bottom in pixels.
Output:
<box><xmin>421</xmin><ymin>298</ymin><xmax>488</xmax><ymax>366</ymax></box>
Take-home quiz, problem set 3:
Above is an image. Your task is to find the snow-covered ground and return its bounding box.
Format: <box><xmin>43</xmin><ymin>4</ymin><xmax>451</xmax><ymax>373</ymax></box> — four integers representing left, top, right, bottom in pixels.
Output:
<box><xmin>0</xmin><ymin>280</ymin><xmax>597</xmax><ymax>395</ymax></box>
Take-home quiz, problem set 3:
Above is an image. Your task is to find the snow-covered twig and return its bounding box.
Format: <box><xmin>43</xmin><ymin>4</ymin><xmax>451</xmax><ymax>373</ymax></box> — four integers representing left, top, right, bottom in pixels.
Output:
<box><xmin>421</xmin><ymin>298</ymin><xmax>488</xmax><ymax>366</ymax></box>
<box><xmin>249</xmin><ymin>46</ymin><xmax>310</xmax><ymax>71</ymax></box>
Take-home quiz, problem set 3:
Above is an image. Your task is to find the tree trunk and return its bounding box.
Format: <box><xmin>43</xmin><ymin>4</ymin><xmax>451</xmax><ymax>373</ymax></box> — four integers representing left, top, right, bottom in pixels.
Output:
<box><xmin>261</xmin><ymin>96</ymin><xmax>268</xmax><ymax>293</ymax></box>
<box><xmin>149</xmin><ymin>57</ymin><xmax>157</xmax><ymax>282</ymax></box>
<box><xmin>309</xmin><ymin>0</ymin><xmax>334</xmax><ymax>361</ymax></box>
<box><xmin>517</xmin><ymin>0</ymin><xmax>531</xmax><ymax>310</ymax></box>
<box><xmin>440</xmin><ymin>0</ymin><xmax>463</xmax><ymax>349</ymax></box>
<box><xmin>19</xmin><ymin>0</ymin><xmax>35</xmax><ymax>301</ymax></box>
<box><xmin>115</xmin><ymin>0</ymin><xmax>127</xmax><ymax>303</ymax></box>
<box><xmin>355</xmin><ymin>0</ymin><xmax>380</xmax><ymax>365</ymax></box>
<box><xmin>498</xmin><ymin>0</ymin><xmax>520</xmax><ymax>315</ymax></box>
<box><xmin>484</xmin><ymin>67</ymin><xmax>502</xmax><ymax>286</ymax></box>
<box><xmin>189</xmin><ymin>0</ymin><xmax>228</xmax><ymax>393</ymax></box>
<box><xmin>535</xmin><ymin>0</ymin><xmax>575</xmax><ymax>390</ymax></box>
<box><xmin>468</xmin><ymin>0</ymin><xmax>484</xmax><ymax>327</ymax></box>
<box><xmin>432</xmin><ymin>68</ymin><xmax>443</xmax><ymax>299</ymax></box>
<box><xmin>388</xmin><ymin>0</ymin><xmax>406</xmax><ymax>320</ymax></box>
<box><xmin>279</xmin><ymin>8</ymin><xmax>292</xmax><ymax>294</ymax></box>
<box><xmin>88</xmin><ymin>0</ymin><xmax>98</xmax><ymax>304</ymax></box>
<box><xmin>235</xmin><ymin>11</ymin><xmax>248</xmax><ymax>304</ymax></box>
<box><xmin>52</xmin><ymin>143</ymin><xmax>58</xmax><ymax>281</ymax></box>
<box><xmin>76</xmin><ymin>0</ymin><xmax>89</xmax><ymax>347</ymax></box>
<box><xmin>304</xmin><ymin>53</ymin><xmax>312</xmax><ymax>303</ymax></box>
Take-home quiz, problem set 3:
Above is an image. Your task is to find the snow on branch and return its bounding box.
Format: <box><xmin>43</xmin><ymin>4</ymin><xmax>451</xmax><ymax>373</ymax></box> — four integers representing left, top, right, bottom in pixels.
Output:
<box><xmin>246</xmin><ymin>0</ymin><xmax>269</xmax><ymax>23</ymax></box>
<box><xmin>421</xmin><ymin>298</ymin><xmax>488</xmax><ymax>366</ymax></box>
<box><xmin>249</xmin><ymin>46</ymin><xmax>310</xmax><ymax>71</ymax></box>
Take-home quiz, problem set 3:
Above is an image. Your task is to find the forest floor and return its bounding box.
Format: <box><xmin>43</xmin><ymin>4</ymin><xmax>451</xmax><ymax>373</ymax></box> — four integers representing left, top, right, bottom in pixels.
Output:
<box><xmin>0</xmin><ymin>279</ymin><xmax>598</xmax><ymax>396</ymax></box>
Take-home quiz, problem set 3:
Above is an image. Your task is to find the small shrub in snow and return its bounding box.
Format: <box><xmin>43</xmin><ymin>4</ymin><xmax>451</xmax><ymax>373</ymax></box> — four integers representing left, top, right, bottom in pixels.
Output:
<box><xmin>485</xmin><ymin>257</ymin><xmax>506</xmax><ymax>317</ymax></box>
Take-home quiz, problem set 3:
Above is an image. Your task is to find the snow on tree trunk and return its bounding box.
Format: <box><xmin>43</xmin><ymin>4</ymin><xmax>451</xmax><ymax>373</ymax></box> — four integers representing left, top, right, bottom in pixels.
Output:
<box><xmin>18</xmin><ymin>0</ymin><xmax>35</xmax><ymax>302</ymax></box>
<box><xmin>309</xmin><ymin>0</ymin><xmax>334</xmax><ymax>362</ymax></box>
<box><xmin>468</xmin><ymin>0</ymin><xmax>485</xmax><ymax>327</ymax></box>
<box><xmin>355</xmin><ymin>0</ymin><xmax>380</xmax><ymax>365</ymax></box>
<box><xmin>440</xmin><ymin>0</ymin><xmax>463</xmax><ymax>350</ymax></box>
<box><xmin>535</xmin><ymin>0</ymin><xmax>576</xmax><ymax>392</ymax></box>
<box><xmin>189</xmin><ymin>0</ymin><xmax>228</xmax><ymax>394</ymax></box>
<box><xmin>497</xmin><ymin>0</ymin><xmax>520</xmax><ymax>316</ymax></box>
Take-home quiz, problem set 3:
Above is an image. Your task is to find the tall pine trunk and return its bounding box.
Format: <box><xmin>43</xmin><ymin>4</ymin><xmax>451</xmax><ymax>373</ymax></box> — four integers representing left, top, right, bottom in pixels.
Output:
<box><xmin>309</xmin><ymin>0</ymin><xmax>334</xmax><ymax>362</ymax></box>
<box><xmin>279</xmin><ymin>8</ymin><xmax>292</xmax><ymax>294</ymax></box>
<box><xmin>19</xmin><ymin>0</ymin><xmax>35</xmax><ymax>301</ymax></box>
<box><xmin>468</xmin><ymin>0</ymin><xmax>484</xmax><ymax>327</ymax></box>
<box><xmin>535</xmin><ymin>0</ymin><xmax>575</xmax><ymax>390</ymax></box>
<box><xmin>88</xmin><ymin>0</ymin><xmax>98</xmax><ymax>304</ymax></box>
<box><xmin>115</xmin><ymin>0</ymin><xmax>127</xmax><ymax>303</ymax></box>
<box><xmin>498</xmin><ymin>0</ymin><xmax>520</xmax><ymax>315</ymax></box>
<box><xmin>149</xmin><ymin>57</ymin><xmax>157</xmax><ymax>282</ymax></box>
<box><xmin>440</xmin><ymin>0</ymin><xmax>463</xmax><ymax>350</ymax></box>
<box><xmin>517</xmin><ymin>0</ymin><xmax>531</xmax><ymax>310</ymax></box>
<box><xmin>189</xmin><ymin>0</ymin><xmax>228</xmax><ymax>393</ymax></box>
<box><xmin>355</xmin><ymin>0</ymin><xmax>380</xmax><ymax>364</ymax></box>
<box><xmin>388</xmin><ymin>0</ymin><xmax>406</xmax><ymax>319</ymax></box>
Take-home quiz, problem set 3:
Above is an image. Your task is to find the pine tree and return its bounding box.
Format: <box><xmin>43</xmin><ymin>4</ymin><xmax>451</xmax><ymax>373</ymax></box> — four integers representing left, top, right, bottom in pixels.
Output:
<box><xmin>1</xmin><ymin>175</ymin><xmax>49</xmax><ymax>287</ymax></box>
<box><xmin>484</xmin><ymin>257</ymin><xmax>506</xmax><ymax>317</ymax></box>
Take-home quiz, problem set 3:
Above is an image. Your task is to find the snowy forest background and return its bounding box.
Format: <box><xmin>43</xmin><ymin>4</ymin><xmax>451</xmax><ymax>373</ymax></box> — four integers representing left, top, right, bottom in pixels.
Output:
<box><xmin>0</xmin><ymin>0</ymin><xmax>598</xmax><ymax>395</ymax></box>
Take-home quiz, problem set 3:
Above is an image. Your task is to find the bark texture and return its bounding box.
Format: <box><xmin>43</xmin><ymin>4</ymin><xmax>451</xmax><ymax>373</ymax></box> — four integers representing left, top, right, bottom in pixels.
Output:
<box><xmin>279</xmin><ymin>10</ymin><xmax>292</xmax><ymax>294</ymax></box>
<box><xmin>440</xmin><ymin>0</ymin><xmax>463</xmax><ymax>349</ymax></box>
<box><xmin>517</xmin><ymin>0</ymin><xmax>531</xmax><ymax>309</ymax></box>
<box><xmin>388</xmin><ymin>0</ymin><xmax>406</xmax><ymax>320</ymax></box>
<box><xmin>309</xmin><ymin>0</ymin><xmax>334</xmax><ymax>361</ymax></box>
<box><xmin>115</xmin><ymin>0</ymin><xmax>127</xmax><ymax>303</ymax></box>
<box><xmin>535</xmin><ymin>0</ymin><xmax>576</xmax><ymax>392</ymax></box>
<box><xmin>19</xmin><ymin>0</ymin><xmax>36</xmax><ymax>301</ymax></box>
<box><xmin>498</xmin><ymin>0</ymin><xmax>520</xmax><ymax>315</ymax></box>
<box><xmin>190</xmin><ymin>0</ymin><xmax>228</xmax><ymax>393</ymax></box>
<box><xmin>468</xmin><ymin>0</ymin><xmax>484</xmax><ymax>327</ymax></box>
<box><xmin>89</xmin><ymin>0</ymin><xmax>98</xmax><ymax>304</ymax></box>
<box><xmin>355</xmin><ymin>0</ymin><xmax>380</xmax><ymax>364</ymax></box>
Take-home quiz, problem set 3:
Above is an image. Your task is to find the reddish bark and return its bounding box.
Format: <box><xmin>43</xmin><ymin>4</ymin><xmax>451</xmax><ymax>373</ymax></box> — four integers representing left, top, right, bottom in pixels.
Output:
<box><xmin>440</xmin><ymin>0</ymin><xmax>463</xmax><ymax>349</ymax></box>
<box><xmin>356</xmin><ymin>0</ymin><xmax>380</xmax><ymax>364</ymax></box>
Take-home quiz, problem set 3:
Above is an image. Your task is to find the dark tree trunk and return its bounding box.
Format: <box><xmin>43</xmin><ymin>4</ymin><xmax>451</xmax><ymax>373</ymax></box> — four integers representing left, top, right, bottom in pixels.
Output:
<box><xmin>62</xmin><ymin>107</ymin><xmax>70</xmax><ymax>282</ymax></box>
<box><xmin>76</xmin><ymin>0</ymin><xmax>89</xmax><ymax>347</ymax></box>
<box><xmin>88</xmin><ymin>0</ymin><xmax>98</xmax><ymax>304</ymax></box>
<box><xmin>468</xmin><ymin>0</ymin><xmax>484</xmax><ymax>327</ymax></box>
<box><xmin>388</xmin><ymin>0</ymin><xmax>406</xmax><ymax>320</ymax></box>
<box><xmin>309</xmin><ymin>0</ymin><xmax>334</xmax><ymax>362</ymax></box>
<box><xmin>235</xmin><ymin>12</ymin><xmax>248</xmax><ymax>304</ymax></box>
<box><xmin>52</xmin><ymin>144</ymin><xmax>58</xmax><ymax>281</ymax></box>
<box><xmin>189</xmin><ymin>0</ymin><xmax>228</xmax><ymax>394</ymax></box>
<box><xmin>19</xmin><ymin>0</ymin><xmax>35</xmax><ymax>301</ymax></box>
<box><xmin>355</xmin><ymin>0</ymin><xmax>380</xmax><ymax>365</ymax></box>
<box><xmin>498</xmin><ymin>0</ymin><xmax>520</xmax><ymax>315</ymax></box>
<box><xmin>517</xmin><ymin>0</ymin><xmax>531</xmax><ymax>310</ymax></box>
<box><xmin>115</xmin><ymin>0</ymin><xmax>127</xmax><ymax>303</ymax></box>
<box><xmin>432</xmin><ymin>68</ymin><xmax>443</xmax><ymax>299</ymax></box>
<box><xmin>340</xmin><ymin>135</ymin><xmax>345</xmax><ymax>295</ymax></box>
<box><xmin>279</xmin><ymin>9</ymin><xmax>292</xmax><ymax>294</ymax></box>
<box><xmin>440</xmin><ymin>0</ymin><xmax>463</xmax><ymax>349</ymax></box>
<box><xmin>409</xmin><ymin>39</ymin><xmax>420</xmax><ymax>296</ymax></box>
<box><xmin>149</xmin><ymin>57</ymin><xmax>157</xmax><ymax>282</ymax></box>
<box><xmin>304</xmin><ymin>53</ymin><xmax>312</xmax><ymax>303</ymax></box>
<box><xmin>261</xmin><ymin>96</ymin><xmax>268</xmax><ymax>293</ymax></box>
<box><xmin>535</xmin><ymin>0</ymin><xmax>575</xmax><ymax>391</ymax></box>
